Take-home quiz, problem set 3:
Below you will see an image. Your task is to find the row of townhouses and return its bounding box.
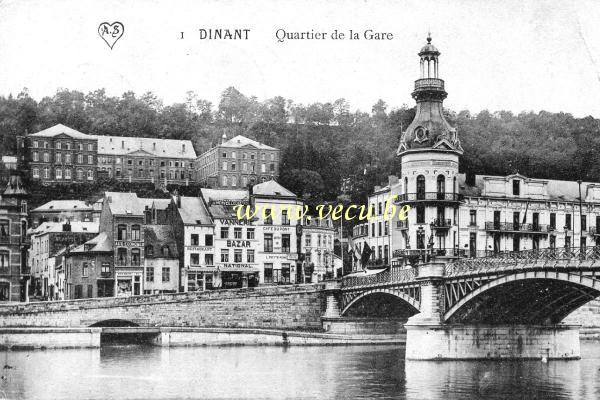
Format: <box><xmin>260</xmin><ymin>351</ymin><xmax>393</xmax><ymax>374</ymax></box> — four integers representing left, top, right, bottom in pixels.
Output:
<box><xmin>350</xmin><ymin>36</ymin><xmax>600</xmax><ymax>271</ymax></box>
<box><xmin>16</xmin><ymin>125</ymin><xmax>280</xmax><ymax>188</ymax></box>
<box><xmin>21</xmin><ymin>180</ymin><xmax>340</xmax><ymax>301</ymax></box>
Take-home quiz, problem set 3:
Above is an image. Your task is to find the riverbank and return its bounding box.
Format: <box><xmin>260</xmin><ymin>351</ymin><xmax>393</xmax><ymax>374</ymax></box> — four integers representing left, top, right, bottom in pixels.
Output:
<box><xmin>0</xmin><ymin>327</ymin><xmax>406</xmax><ymax>349</ymax></box>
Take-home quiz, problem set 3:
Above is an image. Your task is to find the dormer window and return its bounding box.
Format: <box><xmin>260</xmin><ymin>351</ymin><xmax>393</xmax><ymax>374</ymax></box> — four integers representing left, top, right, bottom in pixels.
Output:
<box><xmin>512</xmin><ymin>180</ymin><xmax>520</xmax><ymax>196</ymax></box>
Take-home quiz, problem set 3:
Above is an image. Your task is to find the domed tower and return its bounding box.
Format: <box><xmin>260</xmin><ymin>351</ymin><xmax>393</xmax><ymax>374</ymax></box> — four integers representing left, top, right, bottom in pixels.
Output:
<box><xmin>396</xmin><ymin>35</ymin><xmax>462</xmax><ymax>258</ymax></box>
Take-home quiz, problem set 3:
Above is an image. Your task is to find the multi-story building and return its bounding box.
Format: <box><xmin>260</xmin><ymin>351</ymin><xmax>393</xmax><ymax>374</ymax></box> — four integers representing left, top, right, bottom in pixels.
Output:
<box><xmin>19</xmin><ymin>124</ymin><xmax>98</xmax><ymax>183</ymax></box>
<box><xmin>28</xmin><ymin>220</ymin><xmax>98</xmax><ymax>299</ymax></box>
<box><xmin>19</xmin><ymin>124</ymin><xmax>197</xmax><ymax>185</ymax></box>
<box><xmin>142</xmin><ymin>225</ymin><xmax>179</xmax><ymax>294</ymax></box>
<box><xmin>195</xmin><ymin>134</ymin><xmax>280</xmax><ymax>188</ymax></box>
<box><xmin>95</xmin><ymin>135</ymin><xmax>196</xmax><ymax>184</ymax></box>
<box><xmin>302</xmin><ymin>215</ymin><xmax>337</xmax><ymax>281</ymax></box>
<box><xmin>201</xmin><ymin>187</ymin><xmax>260</xmax><ymax>288</ymax></box>
<box><xmin>0</xmin><ymin>174</ymin><xmax>29</xmax><ymax>301</ymax></box>
<box><xmin>30</xmin><ymin>200</ymin><xmax>98</xmax><ymax>227</ymax></box>
<box><xmin>63</xmin><ymin>232</ymin><xmax>113</xmax><ymax>299</ymax></box>
<box><xmin>170</xmin><ymin>195</ymin><xmax>215</xmax><ymax>292</ymax></box>
<box><xmin>351</xmin><ymin>35</ymin><xmax>600</xmax><ymax>271</ymax></box>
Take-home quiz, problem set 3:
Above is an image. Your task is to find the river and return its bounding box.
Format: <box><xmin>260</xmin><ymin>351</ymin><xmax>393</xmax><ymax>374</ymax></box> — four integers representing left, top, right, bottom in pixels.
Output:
<box><xmin>0</xmin><ymin>342</ymin><xmax>599</xmax><ymax>399</ymax></box>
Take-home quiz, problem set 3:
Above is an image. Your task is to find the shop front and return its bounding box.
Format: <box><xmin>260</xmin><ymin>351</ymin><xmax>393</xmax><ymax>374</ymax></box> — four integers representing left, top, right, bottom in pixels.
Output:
<box><xmin>115</xmin><ymin>270</ymin><xmax>142</xmax><ymax>297</ymax></box>
<box><xmin>214</xmin><ymin>264</ymin><xmax>260</xmax><ymax>289</ymax></box>
<box><xmin>187</xmin><ymin>266</ymin><xmax>215</xmax><ymax>292</ymax></box>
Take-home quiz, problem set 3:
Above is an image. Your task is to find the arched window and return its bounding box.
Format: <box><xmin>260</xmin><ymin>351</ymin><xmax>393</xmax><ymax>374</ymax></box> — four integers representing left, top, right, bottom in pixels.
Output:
<box><xmin>416</xmin><ymin>175</ymin><xmax>426</xmax><ymax>200</ymax></box>
<box><xmin>437</xmin><ymin>175</ymin><xmax>445</xmax><ymax>199</ymax></box>
<box><xmin>145</xmin><ymin>245</ymin><xmax>154</xmax><ymax>257</ymax></box>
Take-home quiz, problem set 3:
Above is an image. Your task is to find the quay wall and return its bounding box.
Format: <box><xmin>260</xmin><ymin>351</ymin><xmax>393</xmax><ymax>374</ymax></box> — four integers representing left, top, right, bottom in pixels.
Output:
<box><xmin>565</xmin><ymin>298</ymin><xmax>600</xmax><ymax>339</ymax></box>
<box><xmin>0</xmin><ymin>284</ymin><xmax>326</xmax><ymax>330</ymax></box>
<box><xmin>0</xmin><ymin>328</ymin><xmax>101</xmax><ymax>349</ymax></box>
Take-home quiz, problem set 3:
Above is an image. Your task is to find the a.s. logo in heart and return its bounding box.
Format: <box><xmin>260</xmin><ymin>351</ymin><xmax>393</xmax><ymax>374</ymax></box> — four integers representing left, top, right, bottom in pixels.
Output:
<box><xmin>98</xmin><ymin>22</ymin><xmax>124</xmax><ymax>49</ymax></box>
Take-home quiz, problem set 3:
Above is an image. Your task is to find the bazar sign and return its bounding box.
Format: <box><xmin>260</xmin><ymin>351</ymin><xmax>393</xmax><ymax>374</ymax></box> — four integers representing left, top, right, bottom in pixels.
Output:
<box><xmin>226</xmin><ymin>240</ymin><xmax>252</xmax><ymax>248</ymax></box>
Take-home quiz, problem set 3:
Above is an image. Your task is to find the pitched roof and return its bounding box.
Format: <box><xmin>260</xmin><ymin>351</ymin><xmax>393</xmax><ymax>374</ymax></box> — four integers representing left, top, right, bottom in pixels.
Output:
<box><xmin>32</xmin><ymin>200</ymin><xmax>93</xmax><ymax>213</ymax></box>
<box><xmin>252</xmin><ymin>180</ymin><xmax>296</xmax><ymax>198</ymax></box>
<box><xmin>29</xmin><ymin>221</ymin><xmax>99</xmax><ymax>236</ymax></box>
<box><xmin>104</xmin><ymin>192</ymin><xmax>146</xmax><ymax>215</ymax></box>
<box><xmin>69</xmin><ymin>232</ymin><xmax>112</xmax><ymax>253</ymax></box>
<box><xmin>94</xmin><ymin>135</ymin><xmax>196</xmax><ymax>159</ymax></box>
<box><xmin>29</xmin><ymin>124</ymin><xmax>91</xmax><ymax>140</ymax></box>
<box><xmin>177</xmin><ymin>196</ymin><xmax>212</xmax><ymax>225</ymax></box>
<box><xmin>201</xmin><ymin>188</ymin><xmax>249</xmax><ymax>220</ymax></box>
<box><xmin>221</xmin><ymin>135</ymin><xmax>277</xmax><ymax>151</ymax></box>
<box><xmin>144</xmin><ymin>225</ymin><xmax>178</xmax><ymax>258</ymax></box>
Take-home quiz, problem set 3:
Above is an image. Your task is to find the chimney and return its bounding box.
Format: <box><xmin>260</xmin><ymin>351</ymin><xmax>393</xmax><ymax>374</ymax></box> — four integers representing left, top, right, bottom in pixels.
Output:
<box><xmin>182</xmin><ymin>143</ymin><xmax>186</xmax><ymax>153</ymax></box>
<box><xmin>153</xmin><ymin>142</ymin><xmax>156</xmax><ymax>150</ymax></box>
<box><xmin>121</xmin><ymin>140</ymin><xmax>124</xmax><ymax>149</ymax></box>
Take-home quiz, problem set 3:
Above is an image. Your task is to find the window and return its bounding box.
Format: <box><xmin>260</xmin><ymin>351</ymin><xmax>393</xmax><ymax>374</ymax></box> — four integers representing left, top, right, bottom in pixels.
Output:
<box><xmin>281</xmin><ymin>264</ymin><xmax>290</xmax><ymax>283</ymax></box>
<box><xmin>264</xmin><ymin>233</ymin><xmax>273</xmax><ymax>252</ymax></box>
<box><xmin>469</xmin><ymin>210</ymin><xmax>477</xmax><ymax>225</ymax></box>
<box><xmin>0</xmin><ymin>220</ymin><xmax>9</xmax><ymax>239</ymax></box>
<box><xmin>243</xmin><ymin>162</ymin><xmax>248</xmax><ymax>171</ymax></box>
<box><xmin>231</xmin><ymin>176</ymin><xmax>237</xmax><ymax>187</ymax></box>
<box><xmin>247</xmin><ymin>250</ymin><xmax>255</xmax><ymax>263</ymax></box>
<box><xmin>162</xmin><ymin>267</ymin><xmax>170</xmax><ymax>282</ymax></box>
<box><xmin>87</xmin><ymin>170</ymin><xmax>93</xmax><ymax>180</ymax></box>
<box><xmin>416</xmin><ymin>206</ymin><xmax>425</xmax><ymax>224</ymax></box>
<box><xmin>222</xmin><ymin>161</ymin><xmax>227</xmax><ymax>171</ymax></box>
<box><xmin>82</xmin><ymin>263</ymin><xmax>89</xmax><ymax>277</ymax></box>
<box><xmin>0</xmin><ymin>251</ymin><xmax>9</xmax><ymax>268</ymax></box>
<box><xmin>222</xmin><ymin>175</ymin><xmax>228</xmax><ymax>186</ymax></box>
<box><xmin>234</xmin><ymin>227</ymin><xmax>242</xmax><ymax>239</ymax></box>
<box><xmin>582</xmin><ymin>215</ymin><xmax>587</xmax><ymax>231</ymax></box>
<box><xmin>146</xmin><ymin>267</ymin><xmax>154</xmax><ymax>282</ymax></box>
<box><xmin>378</xmin><ymin>222</ymin><xmax>382</xmax><ymax>236</ymax></box>
<box><xmin>191</xmin><ymin>253</ymin><xmax>200</xmax><ymax>265</ymax></box>
<box><xmin>437</xmin><ymin>175</ymin><xmax>446</xmax><ymax>198</ymax></box>
<box><xmin>131</xmin><ymin>224</ymin><xmax>141</xmax><ymax>241</ymax></box>
<box><xmin>117</xmin><ymin>224</ymin><xmax>127</xmax><ymax>240</ymax></box>
<box><xmin>162</xmin><ymin>246</ymin><xmax>170</xmax><ymax>257</ymax></box>
<box><xmin>264</xmin><ymin>263</ymin><xmax>273</xmax><ymax>283</ymax></box>
<box><xmin>117</xmin><ymin>248</ymin><xmax>127</xmax><ymax>265</ymax></box>
<box><xmin>234</xmin><ymin>249</ymin><xmax>242</xmax><ymax>263</ymax></box>
<box><xmin>55</xmin><ymin>168</ymin><xmax>62</xmax><ymax>179</ymax></box>
<box><xmin>33</xmin><ymin>141</ymin><xmax>38</xmax><ymax>148</ymax></box>
<box><xmin>220</xmin><ymin>227</ymin><xmax>229</xmax><ymax>239</ymax></box>
<box><xmin>205</xmin><ymin>234</ymin><xmax>213</xmax><ymax>246</ymax></box>
<box><xmin>77</xmin><ymin>154</ymin><xmax>83</xmax><ymax>164</ymax></box>
<box><xmin>261</xmin><ymin>164</ymin><xmax>266</xmax><ymax>173</ymax></box>
<box><xmin>371</xmin><ymin>223</ymin><xmax>375</xmax><ymax>237</ymax></box>
<box><xmin>305</xmin><ymin>234</ymin><xmax>312</xmax><ymax>247</ymax></box>
<box><xmin>191</xmin><ymin>234</ymin><xmax>199</xmax><ymax>245</ymax></box>
<box><xmin>131</xmin><ymin>249</ymin><xmax>141</xmax><ymax>266</ymax></box>
<box><xmin>384</xmin><ymin>221</ymin><xmax>389</xmax><ymax>236</ymax></box>
<box><xmin>33</xmin><ymin>152</ymin><xmax>39</xmax><ymax>162</ymax></box>
<box><xmin>145</xmin><ymin>245</ymin><xmax>154</xmax><ymax>257</ymax></box>
<box><xmin>282</xmin><ymin>210</ymin><xmax>290</xmax><ymax>225</ymax></box>
<box><xmin>65</xmin><ymin>153</ymin><xmax>71</xmax><ymax>164</ymax></box>
<box><xmin>513</xmin><ymin>180</ymin><xmax>520</xmax><ymax>196</ymax></box>
<box><xmin>44</xmin><ymin>168</ymin><xmax>50</xmax><ymax>179</ymax></box>
<box><xmin>32</xmin><ymin>168</ymin><xmax>39</xmax><ymax>178</ymax></box>
<box><xmin>264</xmin><ymin>210</ymin><xmax>273</xmax><ymax>225</ymax></box>
<box><xmin>246</xmin><ymin>228</ymin><xmax>255</xmax><ymax>239</ymax></box>
<box><xmin>416</xmin><ymin>175</ymin><xmax>425</xmax><ymax>199</ymax></box>
<box><xmin>550</xmin><ymin>213</ymin><xmax>557</xmax><ymax>230</ymax></box>
<box><xmin>56</xmin><ymin>153</ymin><xmax>62</xmax><ymax>163</ymax></box>
<box><xmin>64</xmin><ymin>169</ymin><xmax>71</xmax><ymax>179</ymax></box>
<box><xmin>318</xmin><ymin>234</ymin><xmax>322</xmax><ymax>247</ymax></box>
<box><xmin>205</xmin><ymin>254</ymin><xmax>214</xmax><ymax>265</ymax></box>
<box><xmin>565</xmin><ymin>214</ymin><xmax>572</xmax><ymax>230</ymax></box>
<box><xmin>221</xmin><ymin>249</ymin><xmax>229</xmax><ymax>262</ymax></box>
<box><xmin>101</xmin><ymin>263</ymin><xmax>110</xmax><ymax>275</ymax></box>
<box><xmin>282</xmin><ymin>234</ymin><xmax>291</xmax><ymax>253</ymax></box>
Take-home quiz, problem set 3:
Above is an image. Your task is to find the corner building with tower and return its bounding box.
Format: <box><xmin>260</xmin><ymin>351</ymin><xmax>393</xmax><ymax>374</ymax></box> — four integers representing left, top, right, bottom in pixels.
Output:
<box><xmin>351</xmin><ymin>36</ymin><xmax>600</xmax><ymax>270</ymax></box>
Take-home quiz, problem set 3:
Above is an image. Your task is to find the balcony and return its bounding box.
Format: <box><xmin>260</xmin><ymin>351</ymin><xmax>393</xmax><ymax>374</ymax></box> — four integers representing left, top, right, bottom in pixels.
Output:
<box><xmin>485</xmin><ymin>222</ymin><xmax>549</xmax><ymax>234</ymax></box>
<box><xmin>414</xmin><ymin>78</ymin><xmax>445</xmax><ymax>91</ymax></box>
<box><xmin>430</xmin><ymin>218</ymin><xmax>452</xmax><ymax>229</ymax></box>
<box><xmin>396</xmin><ymin>220</ymin><xmax>409</xmax><ymax>230</ymax></box>
<box><xmin>395</xmin><ymin>192</ymin><xmax>462</xmax><ymax>204</ymax></box>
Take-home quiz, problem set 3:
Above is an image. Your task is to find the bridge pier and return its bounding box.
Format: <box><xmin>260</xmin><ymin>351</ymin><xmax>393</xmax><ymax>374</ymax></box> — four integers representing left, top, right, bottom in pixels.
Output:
<box><xmin>405</xmin><ymin>324</ymin><xmax>581</xmax><ymax>360</ymax></box>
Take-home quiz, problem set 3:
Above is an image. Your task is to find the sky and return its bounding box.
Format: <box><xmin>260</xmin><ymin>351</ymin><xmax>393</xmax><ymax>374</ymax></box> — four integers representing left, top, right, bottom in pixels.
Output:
<box><xmin>1</xmin><ymin>0</ymin><xmax>600</xmax><ymax>117</ymax></box>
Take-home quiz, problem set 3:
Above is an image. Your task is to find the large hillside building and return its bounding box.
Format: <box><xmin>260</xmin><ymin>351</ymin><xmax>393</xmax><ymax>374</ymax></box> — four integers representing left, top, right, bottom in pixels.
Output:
<box><xmin>351</xmin><ymin>36</ymin><xmax>600</xmax><ymax>270</ymax></box>
<box><xmin>195</xmin><ymin>134</ymin><xmax>280</xmax><ymax>188</ymax></box>
<box><xmin>19</xmin><ymin>124</ymin><xmax>196</xmax><ymax>185</ymax></box>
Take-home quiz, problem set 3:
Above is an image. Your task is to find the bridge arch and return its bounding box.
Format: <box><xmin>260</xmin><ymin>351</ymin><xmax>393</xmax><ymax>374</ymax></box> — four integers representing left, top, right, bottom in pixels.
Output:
<box><xmin>444</xmin><ymin>271</ymin><xmax>600</xmax><ymax>324</ymax></box>
<box><xmin>341</xmin><ymin>288</ymin><xmax>420</xmax><ymax>317</ymax></box>
<box><xmin>89</xmin><ymin>319</ymin><xmax>140</xmax><ymax>328</ymax></box>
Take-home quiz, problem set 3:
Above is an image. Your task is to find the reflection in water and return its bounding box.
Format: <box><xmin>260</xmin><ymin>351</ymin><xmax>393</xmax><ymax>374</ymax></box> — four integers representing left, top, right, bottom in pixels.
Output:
<box><xmin>0</xmin><ymin>343</ymin><xmax>598</xmax><ymax>399</ymax></box>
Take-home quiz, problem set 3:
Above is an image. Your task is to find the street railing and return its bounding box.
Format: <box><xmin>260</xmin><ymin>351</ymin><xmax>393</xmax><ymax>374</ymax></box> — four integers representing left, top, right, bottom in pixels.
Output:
<box><xmin>341</xmin><ymin>267</ymin><xmax>416</xmax><ymax>288</ymax></box>
<box><xmin>484</xmin><ymin>222</ymin><xmax>549</xmax><ymax>233</ymax></box>
<box><xmin>395</xmin><ymin>192</ymin><xmax>462</xmax><ymax>203</ymax></box>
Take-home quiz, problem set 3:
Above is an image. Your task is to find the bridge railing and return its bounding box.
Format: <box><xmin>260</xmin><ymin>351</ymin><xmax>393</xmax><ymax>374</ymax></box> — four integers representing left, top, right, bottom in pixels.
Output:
<box><xmin>446</xmin><ymin>246</ymin><xmax>600</xmax><ymax>276</ymax></box>
<box><xmin>341</xmin><ymin>267</ymin><xmax>416</xmax><ymax>288</ymax></box>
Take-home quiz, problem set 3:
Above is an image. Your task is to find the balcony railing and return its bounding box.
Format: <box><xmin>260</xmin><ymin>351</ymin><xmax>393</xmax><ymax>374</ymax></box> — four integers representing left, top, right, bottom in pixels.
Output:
<box><xmin>414</xmin><ymin>78</ymin><xmax>445</xmax><ymax>91</ymax></box>
<box><xmin>431</xmin><ymin>218</ymin><xmax>452</xmax><ymax>229</ymax></box>
<box><xmin>484</xmin><ymin>222</ymin><xmax>549</xmax><ymax>233</ymax></box>
<box><xmin>0</xmin><ymin>236</ymin><xmax>10</xmax><ymax>244</ymax></box>
<box><xmin>396</xmin><ymin>192</ymin><xmax>462</xmax><ymax>203</ymax></box>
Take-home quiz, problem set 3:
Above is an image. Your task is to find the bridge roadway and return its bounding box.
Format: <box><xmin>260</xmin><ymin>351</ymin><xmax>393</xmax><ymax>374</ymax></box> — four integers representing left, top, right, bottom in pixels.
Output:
<box><xmin>327</xmin><ymin>246</ymin><xmax>600</xmax><ymax>360</ymax></box>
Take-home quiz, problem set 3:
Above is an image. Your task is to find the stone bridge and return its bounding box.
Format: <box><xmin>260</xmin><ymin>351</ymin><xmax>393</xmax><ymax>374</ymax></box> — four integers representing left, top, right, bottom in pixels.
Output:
<box><xmin>0</xmin><ymin>284</ymin><xmax>326</xmax><ymax>330</ymax></box>
<box><xmin>325</xmin><ymin>247</ymin><xmax>600</xmax><ymax>360</ymax></box>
